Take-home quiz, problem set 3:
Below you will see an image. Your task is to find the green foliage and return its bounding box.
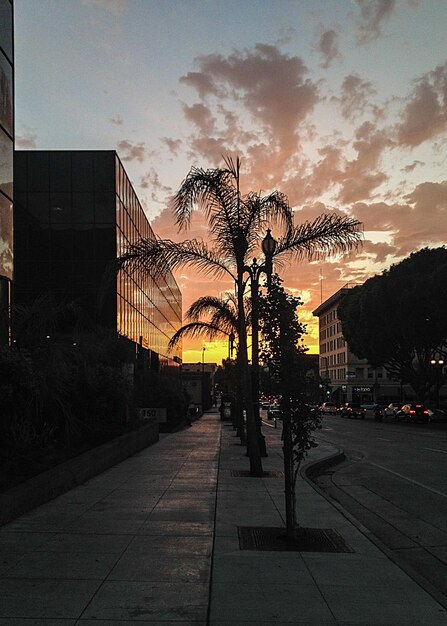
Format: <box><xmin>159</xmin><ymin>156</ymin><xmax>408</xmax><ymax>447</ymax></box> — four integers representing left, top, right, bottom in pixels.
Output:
<box><xmin>259</xmin><ymin>275</ymin><xmax>321</xmax><ymax>533</ymax></box>
<box><xmin>135</xmin><ymin>369</ymin><xmax>188</xmax><ymax>428</ymax></box>
<box><xmin>338</xmin><ymin>247</ymin><xmax>447</xmax><ymax>399</ymax></box>
<box><xmin>259</xmin><ymin>275</ymin><xmax>307</xmax><ymax>387</ymax></box>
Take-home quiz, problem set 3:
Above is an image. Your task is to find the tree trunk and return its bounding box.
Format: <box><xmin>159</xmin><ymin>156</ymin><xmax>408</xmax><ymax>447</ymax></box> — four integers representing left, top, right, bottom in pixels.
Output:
<box><xmin>237</xmin><ymin>273</ymin><xmax>263</xmax><ymax>476</ymax></box>
<box><xmin>282</xmin><ymin>396</ymin><xmax>296</xmax><ymax>540</ymax></box>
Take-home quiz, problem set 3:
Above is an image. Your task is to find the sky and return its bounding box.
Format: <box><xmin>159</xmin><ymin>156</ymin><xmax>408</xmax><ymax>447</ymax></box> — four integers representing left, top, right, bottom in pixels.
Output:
<box><xmin>14</xmin><ymin>0</ymin><xmax>447</xmax><ymax>364</ymax></box>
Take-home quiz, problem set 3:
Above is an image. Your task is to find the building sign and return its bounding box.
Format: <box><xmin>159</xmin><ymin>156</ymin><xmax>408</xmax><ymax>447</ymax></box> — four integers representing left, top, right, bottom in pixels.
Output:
<box><xmin>139</xmin><ymin>408</ymin><xmax>167</xmax><ymax>423</ymax></box>
<box><xmin>352</xmin><ymin>386</ymin><xmax>372</xmax><ymax>393</ymax></box>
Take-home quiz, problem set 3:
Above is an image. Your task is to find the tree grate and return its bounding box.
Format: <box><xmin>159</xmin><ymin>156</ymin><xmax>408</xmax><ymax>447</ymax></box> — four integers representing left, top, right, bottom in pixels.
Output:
<box><xmin>237</xmin><ymin>526</ymin><xmax>354</xmax><ymax>553</ymax></box>
<box><xmin>230</xmin><ymin>470</ymin><xmax>284</xmax><ymax>478</ymax></box>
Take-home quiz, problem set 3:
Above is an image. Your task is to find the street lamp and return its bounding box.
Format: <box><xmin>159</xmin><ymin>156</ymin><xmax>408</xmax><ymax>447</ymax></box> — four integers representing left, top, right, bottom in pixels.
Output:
<box><xmin>244</xmin><ymin>229</ymin><xmax>277</xmax><ymax>457</ymax></box>
<box><xmin>202</xmin><ymin>346</ymin><xmax>206</xmax><ymax>413</ymax></box>
<box><xmin>228</xmin><ymin>332</ymin><xmax>235</xmax><ymax>360</ymax></box>
<box><xmin>430</xmin><ymin>358</ymin><xmax>445</xmax><ymax>409</ymax></box>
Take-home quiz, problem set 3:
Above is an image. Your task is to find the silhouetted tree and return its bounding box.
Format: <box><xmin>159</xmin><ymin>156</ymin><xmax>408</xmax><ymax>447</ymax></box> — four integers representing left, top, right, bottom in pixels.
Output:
<box><xmin>259</xmin><ymin>275</ymin><xmax>321</xmax><ymax>539</ymax></box>
<box><xmin>338</xmin><ymin>247</ymin><xmax>447</xmax><ymax>401</ymax></box>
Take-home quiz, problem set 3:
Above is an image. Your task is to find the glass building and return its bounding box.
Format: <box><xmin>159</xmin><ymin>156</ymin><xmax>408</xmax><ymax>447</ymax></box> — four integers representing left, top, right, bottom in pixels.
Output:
<box><xmin>13</xmin><ymin>150</ymin><xmax>182</xmax><ymax>368</ymax></box>
<box><xmin>0</xmin><ymin>0</ymin><xmax>14</xmax><ymax>345</ymax></box>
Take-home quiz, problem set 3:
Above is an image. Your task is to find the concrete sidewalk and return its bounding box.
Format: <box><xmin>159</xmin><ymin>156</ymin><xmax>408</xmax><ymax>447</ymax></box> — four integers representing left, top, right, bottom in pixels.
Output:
<box><xmin>0</xmin><ymin>411</ymin><xmax>445</xmax><ymax>624</ymax></box>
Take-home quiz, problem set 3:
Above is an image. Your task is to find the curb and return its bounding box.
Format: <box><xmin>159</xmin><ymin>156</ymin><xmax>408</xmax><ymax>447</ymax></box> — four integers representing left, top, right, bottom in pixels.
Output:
<box><xmin>302</xmin><ymin>447</ymin><xmax>447</xmax><ymax>612</ymax></box>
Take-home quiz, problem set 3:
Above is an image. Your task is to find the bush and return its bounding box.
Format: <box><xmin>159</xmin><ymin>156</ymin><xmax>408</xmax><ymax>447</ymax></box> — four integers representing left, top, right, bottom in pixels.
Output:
<box><xmin>135</xmin><ymin>369</ymin><xmax>188</xmax><ymax>429</ymax></box>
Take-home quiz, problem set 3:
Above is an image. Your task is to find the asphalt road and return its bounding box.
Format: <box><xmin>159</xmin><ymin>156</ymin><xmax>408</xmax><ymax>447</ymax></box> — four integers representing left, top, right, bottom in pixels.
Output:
<box><xmin>296</xmin><ymin>413</ymin><xmax>447</xmax><ymax>607</ymax></box>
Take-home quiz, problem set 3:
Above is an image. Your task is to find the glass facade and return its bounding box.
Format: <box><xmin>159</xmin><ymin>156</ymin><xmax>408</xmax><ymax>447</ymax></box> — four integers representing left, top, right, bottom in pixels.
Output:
<box><xmin>0</xmin><ymin>0</ymin><xmax>13</xmax><ymax>282</ymax></box>
<box><xmin>0</xmin><ymin>0</ymin><xmax>13</xmax><ymax>346</ymax></box>
<box><xmin>115</xmin><ymin>155</ymin><xmax>182</xmax><ymax>364</ymax></box>
<box><xmin>14</xmin><ymin>150</ymin><xmax>182</xmax><ymax>367</ymax></box>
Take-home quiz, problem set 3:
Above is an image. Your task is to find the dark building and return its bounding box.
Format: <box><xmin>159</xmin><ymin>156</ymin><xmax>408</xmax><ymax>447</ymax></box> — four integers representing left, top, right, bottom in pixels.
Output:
<box><xmin>13</xmin><ymin>150</ymin><xmax>182</xmax><ymax>369</ymax></box>
<box><xmin>0</xmin><ymin>0</ymin><xmax>14</xmax><ymax>345</ymax></box>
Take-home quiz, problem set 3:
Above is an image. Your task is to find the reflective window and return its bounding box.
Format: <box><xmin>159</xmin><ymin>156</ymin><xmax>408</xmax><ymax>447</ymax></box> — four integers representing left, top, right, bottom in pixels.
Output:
<box><xmin>50</xmin><ymin>192</ymin><xmax>71</xmax><ymax>223</ymax></box>
<box><xmin>27</xmin><ymin>192</ymin><xmax>50</xmax><ymax>224</ymax></box>
<box><xmin>0</xmin><ymin>0</ymin><xmax>12</xmax><ymax>59</ymax></box>
<box><xmin>95</xmin><ymin>225</ymin><xmax>115</xmax><ymax>259</ymax></box>
<box><xmin>49</xmin><ymin>152</ymin><xmax>71</xmax><ymax>192</ymax></box>
<box><xmin>0</xmin><ymin>51</ymin><xmax>12</xmax><ymax>136</ymax></box>
<box><xmin>72</xmin><ymin>152</ymin><xmax>93</xmax><ymax>191</ymax></box>
<box><xmin>72</xmin><ymin>192</ymin><xmax>94</xmax><ymax>222</ymax></box>
<box><xmin>94</xmin><ymin>192</ymin><xmax>114</xmax><ymax>223</ymax></box>
<box><xmin>0</xmin><ymin>126</ymin><xmax>12</xmax><ymax>197</ymax></box>
<box><xmin>28</xmin><ymin>152</ymin><xmax>49</xmax><ymax>191</ymax></box>
<box><xmin>73</xmin><ymin>224</ymin><xmax>95</xmax><ymax>259</ymax></box>
<box><xmin>0</xmin><ymin>190</ymin><xmax>12</xmax><ymax>278</ymax></box>
<box><xmin>94</xmin><ymin>152</ymin><xmax>115</xmax><ymax>192</ymax></box>
<box><xmin>51</xmin><ymin>225</ymin><xmax>73</xmax><ymax>260</ymax></box>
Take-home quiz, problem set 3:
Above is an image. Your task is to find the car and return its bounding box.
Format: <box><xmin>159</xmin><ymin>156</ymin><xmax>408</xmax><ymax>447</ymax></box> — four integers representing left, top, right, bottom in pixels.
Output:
<box><xmin>320</xmin><ymin>402</ymin><xmax>338</xmax><ymax>416</ymax></box>
<box><xmin>383</xmin><ymin>403</ymin><xmax>401</xmax><ymax>419</ymax></box>
<box><xmin>396</xmin><ymin>403</ymin><xmax>430</xmax><ymax>423</ymax></box>
<box><xmin>267</xmin><ymin>405</ymin><xmax>282</xmax><ymax>420</ymax></box>
<box><xmin>339</xmin><ymin>402</ymin><xmax>366</xmax><ymax>419</ymax></box>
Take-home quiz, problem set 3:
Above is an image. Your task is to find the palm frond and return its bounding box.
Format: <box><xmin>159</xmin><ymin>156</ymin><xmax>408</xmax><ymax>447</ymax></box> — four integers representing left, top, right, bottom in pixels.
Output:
<box><xmin>118</xmin><ymin>237</ymin><xmax>235</xmax><ymax>281</ymax></box>
<box><xmin>274</xmin><ymin>214</ymin><xmax>363</xmax><ymax>262</ymax></box>
<box><xmin>172</xmin><ymin>166</ymin><xmax>238</xmax><ymax>235</ymax></box>
<box><xmin>167</xmin><ymin>321</ymin><xmax>230</xmax><ymax>351</ymax></box>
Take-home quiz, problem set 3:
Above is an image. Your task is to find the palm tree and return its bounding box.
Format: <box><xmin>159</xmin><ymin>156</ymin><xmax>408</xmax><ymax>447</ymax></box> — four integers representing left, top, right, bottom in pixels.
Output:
<box><xmin>168</xmin><ymin>293</ymin><xmax>248</xmax><ymax>441</ymax></box>
<box><xmin>118</xmin><ymin>156</ymin><xmax>362</xmax><ymax>475</ymax></box>
<box><xmin>167</xmin><ymin>294</ymin><xmax>242</xmax><ymax>351</ymax></box>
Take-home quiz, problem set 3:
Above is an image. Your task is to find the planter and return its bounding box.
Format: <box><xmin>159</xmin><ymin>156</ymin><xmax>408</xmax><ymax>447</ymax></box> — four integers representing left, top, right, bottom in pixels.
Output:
<box><xmin>0</xmin><ymin>418</ymin><xmax>159</xmax><ymax>527</ymax></box>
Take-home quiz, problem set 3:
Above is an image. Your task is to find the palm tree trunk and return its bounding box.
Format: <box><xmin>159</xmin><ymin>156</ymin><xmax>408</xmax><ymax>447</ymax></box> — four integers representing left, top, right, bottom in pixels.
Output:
<box><xmin>237</xmin><ymin>274</ymin><xmax>263</xmax><ymax>476</ymax></box>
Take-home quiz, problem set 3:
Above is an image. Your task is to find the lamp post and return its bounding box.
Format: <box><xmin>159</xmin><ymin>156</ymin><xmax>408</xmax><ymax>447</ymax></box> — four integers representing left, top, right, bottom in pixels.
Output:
<box><xmin>202</xmin><ymin>346</ymin><xmax>206</xmax><ymax>413</ymax></box>
<box><xmin>244</xmin><ymin>229</ymin><xmax>277</xmax><ymax>458</ymax></box>
<box><xmin>430</xmin><ymin>358</ymin><xmax>445</xmax><ymax>409</ymax></box>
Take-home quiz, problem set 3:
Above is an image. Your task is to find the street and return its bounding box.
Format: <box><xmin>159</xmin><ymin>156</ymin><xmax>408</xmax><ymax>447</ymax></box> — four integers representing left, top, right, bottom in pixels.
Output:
<box><xmin>263</xmin><ymin>411</ymin><xmax>447</xmax><ymax>607</ymax></box>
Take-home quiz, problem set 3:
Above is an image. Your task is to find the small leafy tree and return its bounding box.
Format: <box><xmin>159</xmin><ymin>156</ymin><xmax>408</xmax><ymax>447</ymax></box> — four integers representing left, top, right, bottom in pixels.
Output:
<box><xmin>259</xmin><ymin>275</ymin><xmax>321</xmax><ymax>539</ymax></box>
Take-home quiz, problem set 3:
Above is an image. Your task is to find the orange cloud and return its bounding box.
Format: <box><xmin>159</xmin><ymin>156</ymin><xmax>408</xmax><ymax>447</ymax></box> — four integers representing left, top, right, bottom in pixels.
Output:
<box><xmin>180</xmin><ymin>44</ymin><xmax>320</xmax><ymax>160</ymax></box>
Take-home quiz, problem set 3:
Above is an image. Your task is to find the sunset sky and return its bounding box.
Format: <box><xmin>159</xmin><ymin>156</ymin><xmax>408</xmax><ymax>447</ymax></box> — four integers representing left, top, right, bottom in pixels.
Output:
<box><xmin>14</xmin><ymin>0</ymin><xmax>447</xmax><ymax>364</ymax></box>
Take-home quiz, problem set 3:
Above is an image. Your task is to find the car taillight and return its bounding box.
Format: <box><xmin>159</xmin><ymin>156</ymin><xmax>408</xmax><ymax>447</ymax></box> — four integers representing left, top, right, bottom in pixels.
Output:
<box><xmin>409</xmin><ymin>410</ymin><xmax>415</xmax><ymax>414</ymax></box>
<box><xmin>423</xmin><ymin>410</ymin><xmax>429</xmax><ymax>414</ymax></box>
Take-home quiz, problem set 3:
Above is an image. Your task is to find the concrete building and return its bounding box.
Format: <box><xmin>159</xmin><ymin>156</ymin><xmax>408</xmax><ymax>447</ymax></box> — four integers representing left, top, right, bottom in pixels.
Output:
<box><xmin>0</xmin><ymin>0</ymin><xmax>14</xmax><ymax>345</ymax></box>
<box><xmin>182</xmin><ymin>362</ymin><xmax>217</xmax><ymax>413</ymax></box>
<box><xmin>13</xmin><ymin>150</ymin><xmax>182</xmax><ymax>370</ymax></box>
<box><xmin>313</xmin><ymin>284</ymin><xmax>401</xmax><ymax>405</ymax></box>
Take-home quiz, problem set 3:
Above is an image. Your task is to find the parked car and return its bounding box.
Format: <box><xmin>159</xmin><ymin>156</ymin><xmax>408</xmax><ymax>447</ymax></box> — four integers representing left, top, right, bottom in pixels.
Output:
<box><xmin>320</xmin><ymin>402</ymin><xmax>338</xmax><ymax>416</ymax></box>
<box><xmin>267</xmin><ymin>405</ymin><xmax>282</xmax><ymax>420</ymax></box>
<box><xmin>339</xmin><ymin>402</ymin><xmax>366</xmax><ymax>419</ymax></box>
<box><xmin>383</xmin><ymin>403</ymin><xmax>400</xmax><ymax>419</ymax></box>
<box><xmin>396</xmin><ymin>403</ymin><xmax>430</xmax><ymax>423</ymax></box>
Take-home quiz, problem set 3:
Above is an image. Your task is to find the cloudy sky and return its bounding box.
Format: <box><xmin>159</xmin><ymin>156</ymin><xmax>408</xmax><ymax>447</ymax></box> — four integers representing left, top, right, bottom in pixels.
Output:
<box><xmin>14</xmin><ymin>0</ymin><xmax>447</xmax><ymax>363</ymax></box>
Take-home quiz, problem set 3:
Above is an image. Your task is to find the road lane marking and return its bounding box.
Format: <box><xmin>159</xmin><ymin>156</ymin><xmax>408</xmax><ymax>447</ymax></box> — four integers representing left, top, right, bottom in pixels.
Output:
<box><xmin>423</xmin><ymin>447</ymin><xmax>447</xmax><ymax>455</ymax></box>
<box><xmin>376</xmin><ymin>437</ymin><xmax>391</xmax><ymax>441</ymax></box>
<box><xmin>366</xmin><ymin>460</ymin><xmax>447</xmax><ymax>499</ymax></box>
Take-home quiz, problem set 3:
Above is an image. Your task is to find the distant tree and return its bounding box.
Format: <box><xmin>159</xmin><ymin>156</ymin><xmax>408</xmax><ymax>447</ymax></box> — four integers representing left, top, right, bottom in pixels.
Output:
<box><xmin>259</xmin><ymin>275</ymin><xmax>321</xmax><ymax>539</ymax></box>
<box><xmin>338</xmin><ymin>247</ymin><xmax>447</xmax><ymax>401</ymax></box>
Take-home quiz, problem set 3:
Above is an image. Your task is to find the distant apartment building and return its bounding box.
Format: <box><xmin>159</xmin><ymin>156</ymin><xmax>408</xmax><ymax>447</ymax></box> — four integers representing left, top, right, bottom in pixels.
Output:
<box><xmin>0</xmin><ymin>0</ymin><xmax>14</xmax><ymax>345</ymax></box>
<box><xmin>313</xmin><ymin>284</ymin><xmax>400</xmax><ymax>404</ymax></box>
<box><xmin>13</xmin><ymin>150</ymin><xmax>182</xmax><ymax>369</ymax></box>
